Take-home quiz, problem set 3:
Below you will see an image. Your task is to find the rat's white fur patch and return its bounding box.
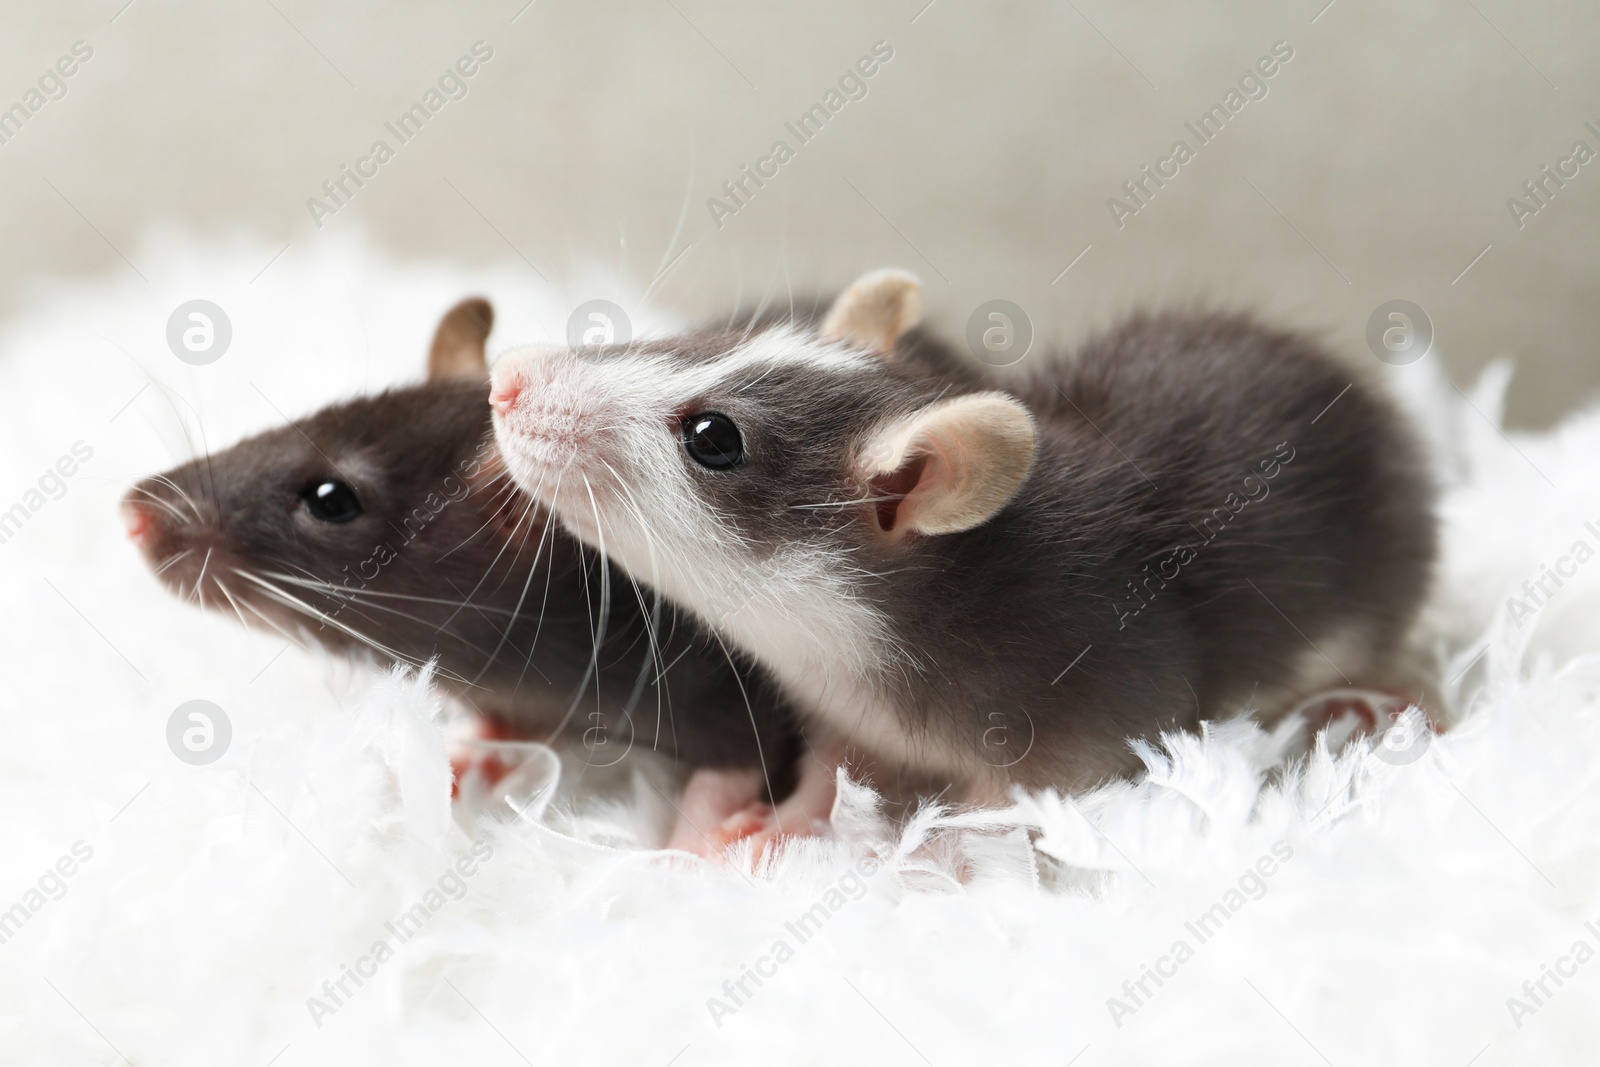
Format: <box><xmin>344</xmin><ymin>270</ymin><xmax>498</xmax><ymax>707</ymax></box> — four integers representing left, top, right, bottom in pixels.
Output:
<box><xmin>6</xmin><ymin>237</ymin><xmax>1600</xmax><ymax>1065</ymax></box>
<box><xmin>492</xmin><ymin>326</ymin><xmax>901</xmax><ymax>689</ymax></box>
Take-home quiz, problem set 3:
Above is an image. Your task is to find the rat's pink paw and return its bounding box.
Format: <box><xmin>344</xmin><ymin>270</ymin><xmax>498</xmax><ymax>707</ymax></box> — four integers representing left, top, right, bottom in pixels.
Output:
<box><xmin>670</xmin><ymin>800</ymin><xmax>831</xmax><ymax>864</ymax></box>
<box><xmin>666</xmin><ymin>746</ymin><xmax>845</xmax><ymax>864</ymax></box>
<box><xmin>1296</xmin><ymin>687</ymin><xmax>1436</xmax><ymax>753</ymax></box>
<box><xmin>740</xmin><ymin>813</ymin><xmax>833</xmax><ymax>866</ymax></box>
<box><xmin>722</xmin><ymin>750</ymin><xmax>841</xmax><ymax>865</ymax></box>
<box><xmin>709</xmin><ymin>804</ymin><xmax>776</xmax><ymax>846</ymax></box>
<box><xmin>665</xmin><ymin>767</ymin><xmax>767</xmax><ymax>855</ymax></box>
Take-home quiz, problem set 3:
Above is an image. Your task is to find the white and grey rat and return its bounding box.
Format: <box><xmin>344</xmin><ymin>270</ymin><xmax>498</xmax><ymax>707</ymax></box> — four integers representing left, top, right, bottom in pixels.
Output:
<box><xmin>122</xmin><ymin>298</ymin><xmax>820</xmax><ymax>849</ymax></box>
<box><xmin>487</xmin><ymin>269</ymin><xmax>1437</xmax><ymax>797</ymax></box>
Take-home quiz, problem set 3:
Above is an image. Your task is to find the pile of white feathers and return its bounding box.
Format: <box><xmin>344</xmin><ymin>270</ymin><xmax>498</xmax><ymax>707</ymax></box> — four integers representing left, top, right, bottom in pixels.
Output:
<box><xmin>1</xmin><ymin>235</ymin><xmax>1597</xmax><ymax>1066</ymax></box>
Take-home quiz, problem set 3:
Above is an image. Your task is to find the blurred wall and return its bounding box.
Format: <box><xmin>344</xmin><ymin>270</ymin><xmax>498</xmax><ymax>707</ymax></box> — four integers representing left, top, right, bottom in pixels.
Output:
<box><xmin>1</xmin><ymin>0</ymin><xmax>1596</xmax><ymax>426</ymax></box>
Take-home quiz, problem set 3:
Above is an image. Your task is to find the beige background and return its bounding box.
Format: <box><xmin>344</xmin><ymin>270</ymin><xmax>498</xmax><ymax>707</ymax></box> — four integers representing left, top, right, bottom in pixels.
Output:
<box><xmin>2</xmin><ymin>0</ymin><xmax>1597</xmax><ymax>427</ymax></box>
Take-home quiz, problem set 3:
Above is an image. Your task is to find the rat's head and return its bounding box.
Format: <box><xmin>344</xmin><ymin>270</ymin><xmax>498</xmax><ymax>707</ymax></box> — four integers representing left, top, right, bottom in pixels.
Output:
<box><xmin>489</xmin><ymin>270</ymin><xmax>1037</xmax><ymax>656</ymax></box>
<box><xmin>122</xmin><ymin>298</ymin><xmax>541</xmax><ymax>664</ymax></box>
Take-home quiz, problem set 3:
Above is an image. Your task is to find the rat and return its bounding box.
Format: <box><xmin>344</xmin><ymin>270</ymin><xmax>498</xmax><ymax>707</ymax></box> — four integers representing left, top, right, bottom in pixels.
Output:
<box><xmin>122</xmin><ymin>298</ymin><xmax>824</xmax><ymax>852</ymax></box>
<box><xmin>487</xmin><ymin>268</ymin><xmax>1438</xmax><ymax>798</ymax></box>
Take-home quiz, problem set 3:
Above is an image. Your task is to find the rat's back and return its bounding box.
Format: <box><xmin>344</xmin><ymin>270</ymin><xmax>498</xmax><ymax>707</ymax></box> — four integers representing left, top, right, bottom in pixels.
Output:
<box><xmin>1014</xmin><ymin>310</ymin><xmax>1437</xmax><ymax>720</ymax></box>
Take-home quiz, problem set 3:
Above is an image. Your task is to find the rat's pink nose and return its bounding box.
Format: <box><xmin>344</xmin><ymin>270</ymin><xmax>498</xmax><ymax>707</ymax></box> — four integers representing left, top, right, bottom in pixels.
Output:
<box><xmin>490</xmin><ymin>376</ymin><xmax>523</xmax><ymax>418</ymax></box>
<box><xmin>120</xmin><ymin>497</ymin><xmax>157</xmax><ymax>545</ymax></box>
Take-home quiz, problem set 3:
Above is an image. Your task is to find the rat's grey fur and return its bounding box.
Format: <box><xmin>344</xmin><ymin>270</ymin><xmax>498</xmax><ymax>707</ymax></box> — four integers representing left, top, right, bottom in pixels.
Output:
<box><xmin>494</xmin><ymin>305</ymin><xmax>1437</xmax><ymax>794</ymax></box>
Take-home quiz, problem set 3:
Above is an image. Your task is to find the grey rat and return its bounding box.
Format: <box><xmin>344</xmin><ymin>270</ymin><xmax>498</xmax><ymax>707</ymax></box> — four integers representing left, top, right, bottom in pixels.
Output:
<box><xmin>122</xmin><ymin>299</ymin><xmax>812</xmax><ymax>845</ymax></box>
<box><xmin>487</xmin><ymin>269</ymin><xmax>1437</xmax><ymax>797</ymax></box>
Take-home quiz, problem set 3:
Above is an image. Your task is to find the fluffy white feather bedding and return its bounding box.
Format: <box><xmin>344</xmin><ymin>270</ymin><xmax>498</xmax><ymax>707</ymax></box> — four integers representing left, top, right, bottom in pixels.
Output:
<box><xmin>2</xmin><ymin>237</ymin><xmax>1597</xmax><ymax>1066</ymax></box>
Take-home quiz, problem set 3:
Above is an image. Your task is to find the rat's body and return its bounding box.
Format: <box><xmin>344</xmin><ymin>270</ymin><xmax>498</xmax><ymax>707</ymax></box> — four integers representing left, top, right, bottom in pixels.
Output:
<box><xmin>489</xmin><ymin>271</ymin><xmax>1437</xmax><ymax>795</ymax></box>
<box><xmin>123</xmin><ymin>301</ymin><xmax>805</xmax><ymax>829</ymax></box>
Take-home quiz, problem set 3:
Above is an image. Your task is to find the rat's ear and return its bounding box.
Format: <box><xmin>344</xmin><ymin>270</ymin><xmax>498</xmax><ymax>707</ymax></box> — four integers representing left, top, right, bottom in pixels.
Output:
<box><xmin>427</xmin><ymin>297</ymin><xmax>494</xmax><ymax>380</ymax></box>
<box><xmin>821</xmin><ymin>269</ymin><xmax>923</xmax><ymax>355</ymax></box>
<box><xmin>858</xmin><ymin>392</ymin><xmax>1036</xmax><ymax>537</ymax></box>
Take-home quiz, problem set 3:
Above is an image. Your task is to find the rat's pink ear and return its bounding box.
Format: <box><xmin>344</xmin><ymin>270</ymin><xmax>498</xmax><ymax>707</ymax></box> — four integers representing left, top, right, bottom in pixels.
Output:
<box><xmin>821</xmin><ymin>269</ymin><xmax>923</xmax><ymax>355</ymax></box>
<box><xmin>858</xmin><ymin>392</ymin><xmax>1036</xmax><ymax>537</ymax></box>
<box><xmin>427</xmin><ymin>297</ymin><xmax>494</xmax><ymax>380</ymax></box>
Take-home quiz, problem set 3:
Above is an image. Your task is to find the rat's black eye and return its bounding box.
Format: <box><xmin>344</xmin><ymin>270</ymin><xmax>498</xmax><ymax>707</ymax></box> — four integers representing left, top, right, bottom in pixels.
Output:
<box><xmin>302</xmin><ymin>480</ymin><xmax>363</xmax><ymax>523</ymax></box>
<box><xmin>681</xmin><ymin>412</ymin><xmax>744</xmax><ymax>470</ymax></box>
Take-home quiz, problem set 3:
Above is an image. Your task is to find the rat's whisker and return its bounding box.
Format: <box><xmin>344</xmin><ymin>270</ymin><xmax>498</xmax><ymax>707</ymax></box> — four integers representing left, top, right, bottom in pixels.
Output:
<box><xmin>432</xmin><ymin>482</ymin><xmax>524</xmax><ymax>564</ymax></box>
<box><xmin>149</xmin><ymin>473</ymin><xmax>207</xmax><ymax>524</ymax></box>
<box><xmin>541</xmin><ymin>470</ymin><xmax>611</xmax><ymax>746</ymax></box>
<box><xmin>190</xmin><ymin>547</ymin><xmax>214</xmax><ymax>608</ymax></box>
<box><xmin>512</xmin><ymin>488</ymin><xmax>562</xmax><ymax>651</ymax></box>
<box><xmin>251</xmin><ymin>572</ymin><xmax>483</xmax><ymax>691</ymax></box>
<box><xmin>592</xmin><ymin>463</ymin><xmax>673</xmax><ymax>744</ymax></box>
<box><xmin>469</xmin><ymin>495</ymin><xmax>561</xmax><ymax>686</ymax></box>
<box><xmin>498</xmin><ymin>503</ymin><xmax>564</xmax><ymax>701</ymax></box>
<box><xmin>123</xmin><ymin>480</ymin><xmax>193</xmax><ymax>525</ymax></box>
<box><xmin>789</xmin><ymin>494</ymin><xmax>897</xmax><ymax>510</ymax></box>
<box><xmin>709</xmin><ymin>630</ymin><xmax>780</xmax><ymax>833</ymax></box>
<box><xmin>147</xmin><ymin>547</ymin><xmax>196</xmax><ymax>579</ymax></box>
<box><xmin>232</xmin><ymin>568</ymin><xmax>428</xmax><ymax>672</ymax></box>
<box><xmin>234</xmin><ymin>587</ymin><xmax>313</xmax><ymax>648</ymax></box>
<box><xmin>261</xmin><ymin>560</ymin><xmax>492</xmax><ymax>669</ymax></box>
<box><xmin>434</xmin><ymin>474</ymin><xmax>551</xmax><ymax>632</ymax></box>
<box><xmin>258</xmin><ymin>570</ymin><xmax>528</xmax><ymax>618</ymax></box>
<box><xmin>214</xmin><ymin>576</ymin><xmax>252</xmax><ymax>633</ymax></box>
